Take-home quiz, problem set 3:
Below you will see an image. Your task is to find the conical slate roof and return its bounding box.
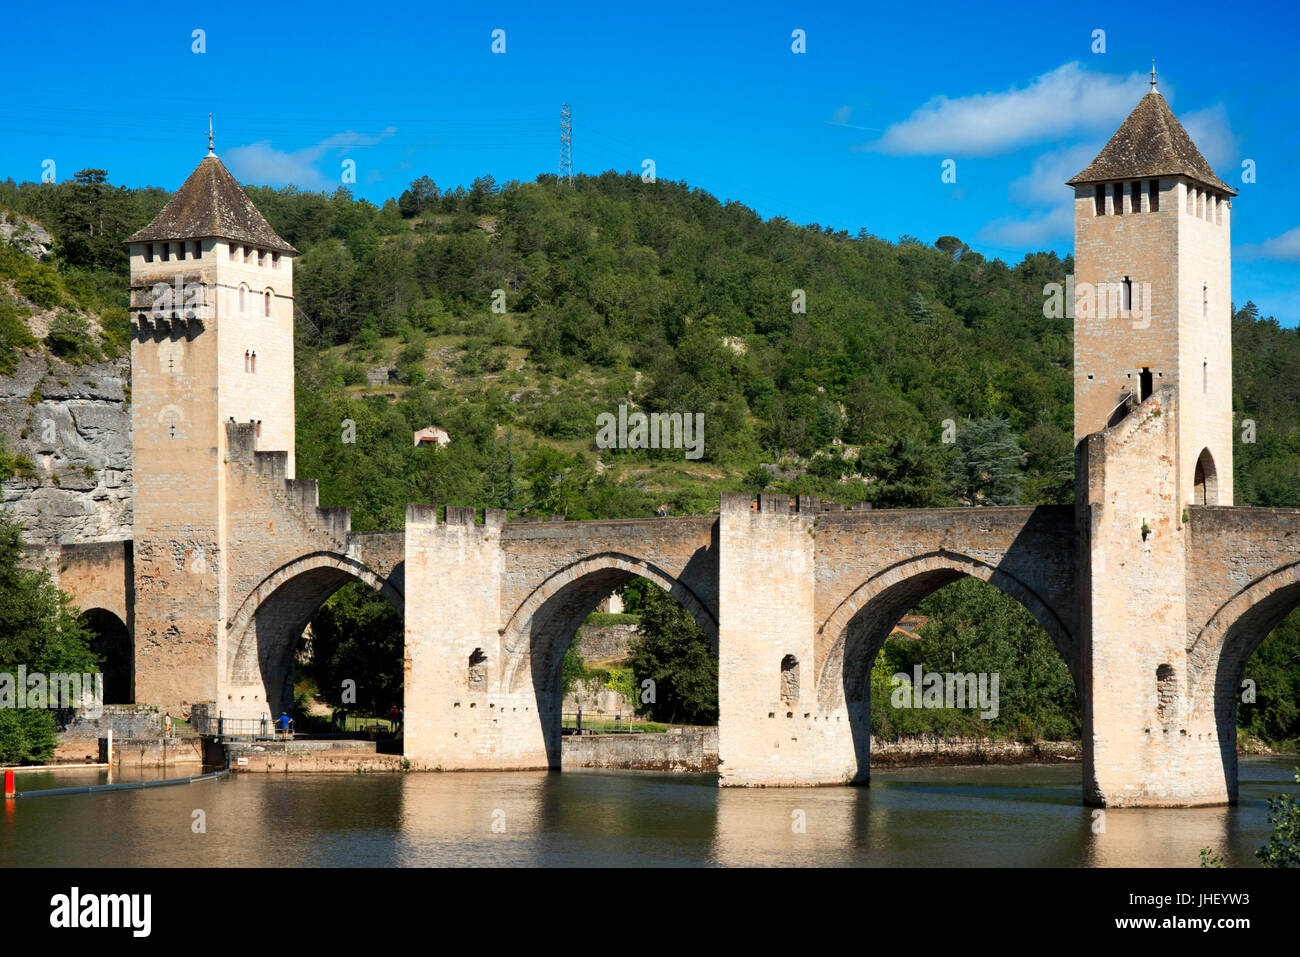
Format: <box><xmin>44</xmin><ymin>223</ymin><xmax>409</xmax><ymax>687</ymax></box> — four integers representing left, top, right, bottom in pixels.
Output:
<box><xmin>1068</xmin><ymin>91</ymin><xmax>1235</xmax><ymax>195</ymax></box>
<box><xmin>128</xmin><ymin>154</ymin><xmax>298</xmax><ymax>253</ymax></box>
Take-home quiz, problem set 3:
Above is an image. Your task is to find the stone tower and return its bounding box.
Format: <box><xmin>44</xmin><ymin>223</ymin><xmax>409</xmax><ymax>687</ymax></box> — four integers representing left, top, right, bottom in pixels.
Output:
<box><xmin>1069</xmin><ymin>78</ymin><xmax>1235</xmax><ymax>507</ymax></box>
<box><xmin>1071</xmin><ymin>79</ymin><xmax>1239</xmax><ymax>805</ymax></box>
<box><xmin>125</xmin><ymin>148</ymin><xmax>297</xmax><ymax>709</ymax></box>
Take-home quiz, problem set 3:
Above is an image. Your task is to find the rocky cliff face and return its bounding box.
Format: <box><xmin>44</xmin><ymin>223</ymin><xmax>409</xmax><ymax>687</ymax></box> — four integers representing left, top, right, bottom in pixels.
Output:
<box><xmin>1</xmin><ymin>347</ymin><xmax>132</xmax><ymax>547</ymax></box>
<box><xmin>0</xmin><ymin>211</ymin><xmax>53</xmax><ymax>260</ymax></box>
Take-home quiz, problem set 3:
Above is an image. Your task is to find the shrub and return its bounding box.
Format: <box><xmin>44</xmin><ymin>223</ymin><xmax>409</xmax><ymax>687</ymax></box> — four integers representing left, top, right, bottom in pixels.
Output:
<box><xmin>46</xmin><ymin>312</ymin><xmax>93</xmax><ymax>362</ymax></box>
<box><xmin>15</xmin><ymin>266</ymin><xmax>61</xmax><ymax>309</ymax></box>
<box><xmin>0</xmin><ymin>298</ymin><xmax>37</xmax><ymax>374</ymax></box>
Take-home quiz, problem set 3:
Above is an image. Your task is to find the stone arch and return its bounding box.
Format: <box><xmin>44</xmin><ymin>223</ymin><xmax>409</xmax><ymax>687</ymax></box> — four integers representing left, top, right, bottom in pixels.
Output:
<box><xmin>816</xmin><ymin>550</ymin><xmax>1078</xmax><ymax>712</ymax></box>
<box><xmin>1183</xmin><ymin>560</ymin><xmax>1300</xmax><ymax>804</ymax></box>
<box><xmin>1187</xmin><ymin>560</ymin><xmax>1300</xmax><ymax>723</ymax></box>
<box><xmin>500</xmin><ymin>551</ymin><xmax>717</xmax><ymax>694</ymax></box>
<box><xmin>499</xmin><ymin>552</ymin><xmax>717</xmax><ymax>768</ymax></box>
<box><xmin>224</xmin><ymin>551</ymin><xmax>403</xmax><ymax>717</ymax></box>
<box><xmin>80</xmin><ymin>608</ymin><xmax>132</xmax><ymax>704</ymax></box>
<box><xmin>1194</xmin><ymin>448</ymin><xmax>1219</xmax><ymax>505</ymax></box>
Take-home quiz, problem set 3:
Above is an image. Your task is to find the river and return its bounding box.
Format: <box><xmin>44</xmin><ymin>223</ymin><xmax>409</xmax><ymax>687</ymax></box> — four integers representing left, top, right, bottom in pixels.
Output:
<box><xmin>3</xmin><ymin>757</ymin><xmax>1296</xmax><ymax>867</ymax></box>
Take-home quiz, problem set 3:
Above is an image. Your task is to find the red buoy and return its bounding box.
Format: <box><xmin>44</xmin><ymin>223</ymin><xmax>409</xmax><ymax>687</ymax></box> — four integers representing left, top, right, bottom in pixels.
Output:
<box><xmin>3</xmin><ymin>768</ymin><xmax>14</xmax><ymax>798</ymax></box>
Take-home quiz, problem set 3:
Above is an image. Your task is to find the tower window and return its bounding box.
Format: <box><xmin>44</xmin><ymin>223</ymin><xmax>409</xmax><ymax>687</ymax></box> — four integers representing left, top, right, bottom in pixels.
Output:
<box><xmin>160</xmin><ymin>243</ymin><xmax>170</xmax><ymax>263</ymax></box>
<box><xmin>1149</xmin><ymin>179</ymin><xmax>1159</xmax><ymax>212</ymax></box>
<box><xmin>1203</xmin><ymin>284</ymin><xmax>1208</xmax><ymax>321</ymax></box>
<box><xmin>229</xmin><ymin>242</ymin><xmax>237</xmax><ymax>260</ymax></box>
<box><xmin>1156</xmin><ymin>664</ymin><xmax>1177</xmax><ymax>724</ymax></box>
<box><xmin>1194</xmin><ymin>449</ymin><xmax>1218</xmax><ymax>504</ymax></box>
<box><xmin>1131</xmin><ymin>181</ymin><xmax>1142</xmax><ymax>213</ymax></box>
<box><xmin>239</xmin><ymin>285</ymin><xmax>247</xmax><ymax>313</ymax></box>
<box><xmin>1113</xmin><ymin>183</ymin><xmax>1124</xmax><ymax>215</ymax></box>
<box><xmin>191</xmin><ymin>240</ymin><xmax>202</xmax><ymax>259</ymax></box>
<box><xmin>1204</xmin><ymin>358</ymin><xmax>1208</xmax><ymax>393</ymax></box>
<box><xmin>468</xmin><ymin>648</ymin><xmax>488</xmax><ymax>691</ymax></box>
<box><xmin>264</xmin><ymin>290</ymin><xmax>271</xmax><ymax>318</ymax></box>
<box><xmin>257</xmin><ymin>248</ymin><xmax>265</xmax><ymax>266</ymax></box>
<box><xmin>143</xmin><ymin>244</ymin><xmax>154</xmax><ymax>264</ymax></box>
<box><xmin>250</xmin><ymin>351</ymin><xmax>257</xmax><ymax>373</ymax></box>
<box><xmin>272</xmin><ymin>252</ymin><xmax>280</xmax><ymax>269</ymax></box>
<box><xmin>1123</xmin><ymin>276</ymin><xmax>1133</xmax><ymax>312</ymax></box>
<box><xmin>1094</xmin><ymin>185</ymin><xmax>1105</xmax><ymax>216</ymax></box>
<box><xmin>243</xmin><ymin>245</ymin><xmax>251</xmax><ymax>262</ymax></box>
<box><xmin>780</xmin><ymin>655</ymin><xmax>800</xmax><ymax>706</ymax></box>
<box><xmin>1139</xmin><ymin>367</ymin><xmax>1153</xmax><ymax>402</ymax></box>
<box><xmin>244</xmin><ymin>350</ymin><xmax>250</xmax><ymax>372</ymax></box>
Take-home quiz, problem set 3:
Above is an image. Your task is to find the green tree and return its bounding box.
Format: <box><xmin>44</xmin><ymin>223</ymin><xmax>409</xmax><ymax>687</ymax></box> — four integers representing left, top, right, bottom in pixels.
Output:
<box><xmin>859</xmin><ymin>435</ymin><xmax>952</xmax><ymax>508</ymax></box>
<box><xmin>626</xmin><ymin>585</ymin><xmax>717</xmax><ymax>725</ymax></box>
<box><xmin>947</xmin><ymin>417</ymin><xmax>1026</xmax><ymax>506</ymax></box>
<box><xmin>306</xmin><ymin>582</ymin><xmax>403</xmax><ymax>715</ymax></box>
<box><xmin>398</xmin><ymin>175</ymin><xmax>439</xmax><ymax>218</ymax></box>
<box><xmin>0</xmin><ymin>513</ymin><xmax>99</xmax><ymax>764</ymax></box>
<box><xmin>1257</xmin><ymin>770</ymin><xmax>1300</xmax><ymax>868</ymax></box>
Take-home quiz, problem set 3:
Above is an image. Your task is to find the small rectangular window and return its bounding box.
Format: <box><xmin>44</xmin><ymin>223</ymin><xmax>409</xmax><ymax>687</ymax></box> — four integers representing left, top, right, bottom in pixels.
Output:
<box><xmin>1149</xmin><ymin>180</ymin><xmax>1159</xmax><ymax>212</ymax></box>
<box><xmin>1094</xmin><ymin>185</ymin><xmax>1105</xmax><ymax>216</ymax></box>
<box><xmin>244</xmin><ymin>245</ymin><xmax>251</xmax><ymax>262</ymax></box>
<box><xmin>144</xmin><ymin>244</ymin><xmax>154</xmax><ymax>264</ymax></box>
<box><xmin>229</xmin><ymin>242</ymin><xmax>236</xmax><ymax>260</ymax></box>
<box><xmin>1113</xmin><ymin>183</ymin><xmax>1124</xmax><ymax>215</ymax></box>
<box><xmin>272</xmin><ymin>252</ymin><xmax>280</xmax><ymax>268</ymax></box>
<box><xmin>160</xmin><ymin>243</ymin><xmax>170</xmax><ymax>262</ymax></box>
<box><xmin>1131</xmin><ymin>181</ymin><xmax>1141</xmax><ymax>212</ymax></box>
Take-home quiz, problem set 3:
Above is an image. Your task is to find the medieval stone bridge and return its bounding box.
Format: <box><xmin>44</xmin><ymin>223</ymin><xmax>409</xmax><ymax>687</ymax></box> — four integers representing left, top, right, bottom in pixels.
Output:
<box><xmin>52</xmin><ymin>419</ymin><xmax>1300</xmax><ymax>807</ymax></box>
<box><xmin>34</xmin><ymin>93</ymin><xmax>1300</xmax><ymax>808</ymax></box>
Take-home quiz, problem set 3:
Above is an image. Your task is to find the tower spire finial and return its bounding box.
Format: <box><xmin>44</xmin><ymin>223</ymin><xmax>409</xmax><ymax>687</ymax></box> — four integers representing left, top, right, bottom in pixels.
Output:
<box><xmin>1150</xmin><ymin>59</ymin><xmax>1158</xmax><ymax>93</ymax></box>
<box><xmin>207</xmin><ymin>113</ymin><xmax>215</xmax><ymax>155</ymax></box>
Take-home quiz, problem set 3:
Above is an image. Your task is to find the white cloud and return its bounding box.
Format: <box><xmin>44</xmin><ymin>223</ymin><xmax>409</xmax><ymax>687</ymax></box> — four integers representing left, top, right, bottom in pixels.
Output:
<box><xmin>1238</xmin><ymin>226</ymin><xmax>1300</xmax><ymax>262</ymax></box>
<box><xmin>865</xmin><ymin>62</ymin><xmax>1149</xmax><ymax>156</ymax></box>
<box><xmin>224</xmin><ymin>127</ymin><xmax>397</xmax><ymax>190</ymax></box>
<box><xmin>1007</xmin><ymin>142</ymin><xmax>1100</xmax><ymax>206</ymax></box>
<box><xmin>1180</xmin><ymin>103</ymin><xmax>1239</xmax><ymax>171</ymax></box>
<box><xmin>977</xmin><ymin>204</ymin><xmax>1074</xmax><ymax>248</ymax></box>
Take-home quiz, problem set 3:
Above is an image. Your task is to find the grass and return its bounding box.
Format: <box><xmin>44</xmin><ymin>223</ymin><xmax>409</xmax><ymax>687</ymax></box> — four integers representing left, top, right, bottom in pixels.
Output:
<box><xmin>584</xmin><ymin>612</ymin><xmax>641</xmax><ymax>627</ymax></box>
<box><xmin>562</xmin><ymin>716</ymin><xmax>669</xmax><ymax>734</ymax></box>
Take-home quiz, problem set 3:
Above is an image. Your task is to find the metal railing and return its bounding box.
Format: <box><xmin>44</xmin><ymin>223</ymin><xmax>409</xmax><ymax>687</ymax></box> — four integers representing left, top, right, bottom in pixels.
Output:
<box><xmin>1106</xmin><ymin>390</ymin><xmax>1138</xmax><ymax>428</ymax></box>
<box><xmin>560</xmin><ymin>711</ymin><xmax>648</xmax><ymax>734</ymax></box>
<box><xmin>192</xmin><ymin>713</ymin><xmax>400</xmax><ymax>740</ymax></box>
<box><xmin>192</xmin><ymin>714</ymin><xmax>293</xmax><ymax>740</ymax></box>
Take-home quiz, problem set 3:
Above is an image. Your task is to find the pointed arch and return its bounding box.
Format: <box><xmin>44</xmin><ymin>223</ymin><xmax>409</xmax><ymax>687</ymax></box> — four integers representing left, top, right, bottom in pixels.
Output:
<box><xmin>816</xmin><ymin>550</ymin><xmax>1078</xmax><ymax>711</ymax></box>
<box><xmin>1194</xmin><ymin>448</ymin><xmax>1219</xmax><ymax>505</ymax></box>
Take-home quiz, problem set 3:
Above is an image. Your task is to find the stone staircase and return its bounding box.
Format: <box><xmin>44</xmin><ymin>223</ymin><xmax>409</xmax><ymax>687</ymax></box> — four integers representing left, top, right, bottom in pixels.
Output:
<box><xmin>224</xmin><ymin>421</ymin><xmax>351</xmax><ymax>550</ymax></box>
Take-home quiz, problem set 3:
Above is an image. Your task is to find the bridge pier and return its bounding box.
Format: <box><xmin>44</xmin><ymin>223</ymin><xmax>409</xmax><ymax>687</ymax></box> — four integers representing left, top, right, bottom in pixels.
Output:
<box><xmin>716</xmin><ymin>493</ymin><xmax>861</xmax><ymax>786</ymax></box>
<box><xmin>403</xmin><ymin>505</ymin><xmax>551</xmax><ymax>771</ymax></box>
<box><xmin>1079</xmin><ymin>391</ymin><xmax>1233</xmax><ymax>806</ymax></box>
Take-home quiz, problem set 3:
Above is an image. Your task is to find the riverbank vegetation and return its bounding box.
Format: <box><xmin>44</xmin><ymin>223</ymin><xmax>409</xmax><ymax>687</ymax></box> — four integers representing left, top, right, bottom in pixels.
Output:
<box><xmin>0</xmin><ymin>513</ymin><xmax>99</xmax><ymax>764</ymax></box>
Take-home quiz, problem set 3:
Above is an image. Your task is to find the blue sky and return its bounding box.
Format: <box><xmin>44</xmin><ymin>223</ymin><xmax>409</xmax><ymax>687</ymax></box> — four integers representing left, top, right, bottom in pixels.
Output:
<box><xmin>3</xmin><ymin>0</ymin><xmax>1297</xmax><ymax>324</ymax></box>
